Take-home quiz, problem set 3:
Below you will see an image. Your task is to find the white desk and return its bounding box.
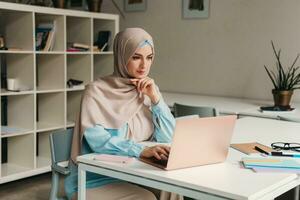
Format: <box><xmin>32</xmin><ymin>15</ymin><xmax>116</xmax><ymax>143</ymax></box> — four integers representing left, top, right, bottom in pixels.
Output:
<box><xmin>77</xmin><ymin>117</ymin><xmax>300</xmax><ymax>200</ymax></box>
<box><xmin>161</xmin><ymin>91</ymin><xmax>300</xmax><ymax>121</ymax></box>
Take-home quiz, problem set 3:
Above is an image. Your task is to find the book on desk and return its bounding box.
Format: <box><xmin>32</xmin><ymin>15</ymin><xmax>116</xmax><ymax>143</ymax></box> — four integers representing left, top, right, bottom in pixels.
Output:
<box><xmin>242</xmin><ymin>156</ymin><xmax>300</xmax><ymax>174</ymax></box>
<box><xmin>230</xmin><ymin>142</ymin><xmax>273</xmax><ymax>155</ymax></box>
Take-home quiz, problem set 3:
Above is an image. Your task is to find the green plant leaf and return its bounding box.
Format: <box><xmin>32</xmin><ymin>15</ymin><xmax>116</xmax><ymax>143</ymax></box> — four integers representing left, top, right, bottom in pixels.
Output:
<box><xmin>264</xmin><ymin>65</ymin><xmax>278</xmax><ymax>89</ymax></box>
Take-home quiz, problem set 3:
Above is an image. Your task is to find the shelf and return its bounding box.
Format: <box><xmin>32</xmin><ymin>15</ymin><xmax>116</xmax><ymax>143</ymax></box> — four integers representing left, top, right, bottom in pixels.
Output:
<box><xmin>66</xmin><ymin>51</ymin><xmax>91</xmax><ymax>55</ymax></box>
<box><xmin>0</xmin><ymin>9</ymin><xmax>33</xmax><ymax>51</ymax></box>
<box><xmin>36</xmin><ymin>156</ymin><xmax>51</xmax><ymax>169</ymax></box>
<box><xmin>0</xmin><ymin>1</ymin><xmax>118</xmax><ymax>183</ymax></box>
<box><xmin>35</xmin><ymin>51</ymin><xmax>65</xmax><ymax>54</ymax></box>
<box><xmin>0</xmin><ymin>89</ymin><xmax>34</xmax><ymax>96</ymax></box>
<box><xmin>1</xmin><ymin>133</ymin><xmax>35</xmax><ymax>177</ymax></box>
<box><xmin>1</xmin><ymin>130</ymin><xmax>33</xmax><ymax>138</ymax></box>
<box><xmin>93</xmin><ymin>19</ymin><xmax>116</xmax><ymax>52</ymax></box>
<box><xmin>1</xmin><ymin>163</ymin><xmax>32</xmax><ymax>177</ymax></box>
<box><xmin>36</xmin><ymin>89</ymin><xmax>65</xmax><ymax>93</ymax></box>
<box><xmin>0</xmin><ymin>50</ymin><xmax>34</xmax><ymax>54</ymax></box>
<box><xmin>1</xmin><ymin>95</ymin><xmax>34</xmax><ymax>130</ymax></box>
<box><xmin>66</xmin><ymin>121</ymin><xmax>75</xmax><ymax>128</ymax></box>
<box><xmin>66</xmin><ymin>87</ymin><xmax>85</xmax><ymax>92</ymax></box>
<box><xmin>67</xmin><ymin>16</ymin><xmax>91</xmax><ymax>51</ymax></box>
<box><xmin>0</xmin><ymin>53</ymin><xmax>34</xmax><ymax>91</ymax></box>
<box><xmin>36</xmin><ymin>54</ymin><xmax>65</xmax><ymax>90</ymax></box>
<box><xmin>36</xmin><ymin>131</ymin><xmax>52</xmax><ymax>168</ymax></box>
<box><xmin>35</xmin><ymin>13</ymin><xmax>65</xmax><ymax>52</ymax></box>
<box><xmin>93</xmin><ymin>51</ymin><xmax>113</xmax><ymax>55</ymax></box>
<box><xmin>93</xmin><ymin>54</ymin><xmax>114</xmax><ymax>79</ymax></box>
<box><xmin>36</xmin><ymin>122</ymin><xmax>64</xmax><ymax>132</ymax></box>
<box><xmin>67</xmin><ymin>91</ymin><xmax>82</xmax><ymax>125</ymax></box>
<box><xmin>67</xmin><ymin>54</ymin><xmax>92</xmax><ymax>86</ymax></box>
<box><xmin>36</xmin><ymin>92</ymin><xmax>65</xmax><ymax>130</ymax></box>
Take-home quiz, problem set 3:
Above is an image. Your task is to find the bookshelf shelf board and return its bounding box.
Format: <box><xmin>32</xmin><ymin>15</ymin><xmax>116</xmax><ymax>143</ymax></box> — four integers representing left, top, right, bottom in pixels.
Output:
<box><xmin>35</xmin><ymin>51</ymin><xmax>65</xmax><ymax>54</ymax></box>
<box><xmin>0</xmin><ymin>89</ymin><xmax>34</xmax><ymax>96</ymax></box>
<box><xmin>1</xmin><ymin>163</ymin><xmax>32</xmax><ymax>177</ymax></box>
<box><xmin>93</xmin><ymin>51</ymin><xmax>113</xmax><ymax>55</ymax></box>
<box><xmin>36</xmin><ymin>122</ymin><xmax>64</xmax><ymax>132</ymax></box>
<box><xmin>66</xmin><ymin>51</ymin><xmax>91</xmax><ymax>55</ymax></box>
<box><xmin>0</xmin><ymin>50</ymin><xmax>34</xmax><ymax>54</ymax></box>
<box><xmin>1</xmin><ymin>131</ymin><xmax>34</xmax><ymax>138</ymax></box>
<box><xmin>36</xmin><ymin>89</ymin><xmax>65</xmax><ymax>94</ymax></box>
<box><xmin>66</xmin><ymin>87</ymin><xmax>85</xmax><ymax>92</ymax></box>
<box><xmin>66</xmin><ymin>121</ymin><xmax>75</xmax><ymax>128</ymax></box>
<box><xmin>36</xmin><ymin>157</ymin><xmax>51</xmax><ymax>168</ymax></box>
<box><xmin>36</xmin><ymin>131</ymin><xmax>51</xmax><ymax>168</ymax></box>
<box><xmin>66</xmin><ymin>124</ymin><xmax>75</xmax><ymax>128</ymax></box>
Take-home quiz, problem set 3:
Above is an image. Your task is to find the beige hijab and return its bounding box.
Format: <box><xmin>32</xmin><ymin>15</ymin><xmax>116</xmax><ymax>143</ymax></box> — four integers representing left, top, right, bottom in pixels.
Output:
<box><xmin>70</xmin><ymin>27</ymin><xmax>183</xmax><ymax>200</ymax></box>
<box><xmin>71</xmin><ymin>28</ymin><xmax>156</xmax><ymax>162</ymax></box>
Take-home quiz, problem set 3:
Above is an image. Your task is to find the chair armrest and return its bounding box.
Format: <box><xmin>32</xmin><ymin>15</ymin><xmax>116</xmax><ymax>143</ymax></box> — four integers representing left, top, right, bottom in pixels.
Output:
<box><xmin>52</xmin><ymin>164</ymin><xmax>70</xmax><ymax>176</ymax></box>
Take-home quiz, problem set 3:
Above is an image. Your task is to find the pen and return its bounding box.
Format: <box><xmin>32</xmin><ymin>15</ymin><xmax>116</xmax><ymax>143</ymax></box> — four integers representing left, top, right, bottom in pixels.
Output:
<box><xmin>254</xmin><ymin>146</ymin><xmax>269</xmax><ymax>155</ymax></box>
<box><xmin>271</xmin><ymin>151</ymin><xmax>300</xmax><ymax>158</ymax></box>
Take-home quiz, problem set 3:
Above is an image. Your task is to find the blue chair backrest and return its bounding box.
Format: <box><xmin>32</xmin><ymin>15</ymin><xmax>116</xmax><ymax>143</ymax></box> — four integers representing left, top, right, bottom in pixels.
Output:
<box><xmin>50</xmin><ymin>128</ymin><xmax>73</xmax><ymax>164</ymax></box>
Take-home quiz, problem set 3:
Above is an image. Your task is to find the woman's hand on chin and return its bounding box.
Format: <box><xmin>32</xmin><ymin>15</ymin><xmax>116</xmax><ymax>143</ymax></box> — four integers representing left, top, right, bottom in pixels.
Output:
<box><xmin>130</xmin><ymin>77</ymin><xmax>160</xmax><ymax>104</ymax></box>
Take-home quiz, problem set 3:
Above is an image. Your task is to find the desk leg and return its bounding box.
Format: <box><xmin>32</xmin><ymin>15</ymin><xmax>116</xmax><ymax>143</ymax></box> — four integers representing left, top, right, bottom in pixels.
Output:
<box><xmin>78</xmin><ymin>164</ymin><xmax>86</xmax><ymax>200</ymax></box>
<box><xmin>294</xmin><ymin>186</ymin><xmax>299</xmax><ymax>200</ymax></box>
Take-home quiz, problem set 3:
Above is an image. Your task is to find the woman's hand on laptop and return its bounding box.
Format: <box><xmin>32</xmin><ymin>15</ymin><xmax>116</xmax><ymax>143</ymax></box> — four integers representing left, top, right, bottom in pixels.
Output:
<box><xmin>140</xmin><ymin>145</ymin><xmax>170</xmax><ymax>160</ymax></box>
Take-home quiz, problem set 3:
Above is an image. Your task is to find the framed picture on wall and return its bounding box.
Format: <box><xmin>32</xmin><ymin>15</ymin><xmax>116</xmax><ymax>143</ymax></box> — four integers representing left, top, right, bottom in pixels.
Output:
<box><xmin>182</xmin><ymin>0</ymin><xmax>209</xmax><ymax>19</ymax></box>
<box><xmin>124</xmin><ymin>0</ymin><xmax>147</xmax><ymax>12</ymax></box>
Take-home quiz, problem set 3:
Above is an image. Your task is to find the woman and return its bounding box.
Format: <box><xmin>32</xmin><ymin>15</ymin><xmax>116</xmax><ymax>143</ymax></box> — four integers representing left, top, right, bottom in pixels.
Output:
<box><xmin>66</xmin><ymin>28</ymin><xmax>182</xmax><ymax>200</ymax></box>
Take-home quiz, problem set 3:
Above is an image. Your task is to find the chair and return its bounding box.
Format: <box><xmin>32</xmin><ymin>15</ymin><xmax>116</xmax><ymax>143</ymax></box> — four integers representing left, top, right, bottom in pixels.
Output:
<box><xmin>173</xmin><ymin>103</ymin><xmax>217</xmax><ymax>118</ymax></box>
<box><xmin>49</xmin><ymin>128</ymin><xmax>73</xmax><ymax>200</ymax></box>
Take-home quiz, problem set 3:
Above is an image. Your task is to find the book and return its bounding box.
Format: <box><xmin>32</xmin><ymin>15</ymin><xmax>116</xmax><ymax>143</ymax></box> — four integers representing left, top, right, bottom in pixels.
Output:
<box><xmin>242</xmin><ymin>156</ymin><xmax>300</xmax><ymax>169</ymax></box>
<box><xmin>43</xmin><ymin>30</ymin><xmax>54</xmax><ymax>51</ymax></box>
<box><xmin>36</xmin><ymin>20</ymin><xmax>56</xmax><ymax>51</ymax></box>
<box><xmin>96</xmin><ymin>31</ymin><xmax>111</xmax><ymax>51</ymax></box>
<box><xmin>36</xmin><ymin>28</ymin><xmax>51</xmax><ymax>51</ymax></box>
<box><xmin>67</xmin><ymin>48</ymin><xmax>84</xmax><ymax>52</ymax></box>
<box><xmin>100</xmin><ymin>42</ymin><xmax>108</xmax><ymax>52</ymax></box>
<box><xmin>72</xmin><ymin>43</ymin><xmax>90</xmax><ymax>50</ymax></box>
<box><xmin>230</xmin><ymin>142</ymin><xmax>273</xmax><ymax>155</ymax></box>
<box><xmin>252</xmin><ymin>166</ymin><xmax>300</xmax><ymax>174</ymax></box>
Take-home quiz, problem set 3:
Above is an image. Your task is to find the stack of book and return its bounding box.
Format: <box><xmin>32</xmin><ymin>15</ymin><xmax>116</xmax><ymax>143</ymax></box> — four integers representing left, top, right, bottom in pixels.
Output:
<box><xmin>36</xmin><ymin>21</ymin><xmax>56</xmax><ymax>51</ymax></box>
<box><xmin>242</xmin><ymin>156</ymin><xmax>300</xmax><ymax>173</ymax></box>
<box><xmin>67</xmin><ymin>43</ymin><xmax>90</xmax><ymax>52</ymax></box>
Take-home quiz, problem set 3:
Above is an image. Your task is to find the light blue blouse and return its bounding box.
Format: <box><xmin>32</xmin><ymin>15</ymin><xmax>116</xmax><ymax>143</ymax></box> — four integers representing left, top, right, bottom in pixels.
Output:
<box><xmin>64</xmin><ymin>98</ymin><xmax>175</xmax><ymax>200</ymax></box>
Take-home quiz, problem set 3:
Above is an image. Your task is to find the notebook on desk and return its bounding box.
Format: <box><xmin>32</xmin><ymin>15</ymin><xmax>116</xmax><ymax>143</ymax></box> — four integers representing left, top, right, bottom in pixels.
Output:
<box><xmin>139</xmin><ymin>115</ymin><xmax>237</xmax><ymax>170</ymax></box>
<box><xmin>230</xmin><ymin>142</ymin><xmax>273</xmax><ymax>155</ymax></box>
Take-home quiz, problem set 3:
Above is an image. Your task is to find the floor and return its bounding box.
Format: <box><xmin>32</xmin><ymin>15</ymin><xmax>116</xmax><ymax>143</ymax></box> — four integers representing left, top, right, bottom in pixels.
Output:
<box><xmin>0</xmin><ymin>172</ymin><xmax>296</xmax><ymax>200</ymax></box>
<box><xmin>0</xmin><ymin>173</ymin><xmax>63</xmax><ymax>200</ymax></box>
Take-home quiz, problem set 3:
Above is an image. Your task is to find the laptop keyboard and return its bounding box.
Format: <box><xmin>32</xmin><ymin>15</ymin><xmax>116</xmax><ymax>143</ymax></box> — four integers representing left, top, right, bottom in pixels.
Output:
<box><xmin>152</xmin><ymin>157</ymin><xmax>168</xmax><ymax>166</ymax></box>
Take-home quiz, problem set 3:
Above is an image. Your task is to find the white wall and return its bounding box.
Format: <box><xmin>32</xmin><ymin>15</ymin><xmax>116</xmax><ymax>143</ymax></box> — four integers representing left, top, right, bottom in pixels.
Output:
<box><xmin>102</xmin><ymin>0</ymin><xmax>300</xmax><ymax>102</ymax></box>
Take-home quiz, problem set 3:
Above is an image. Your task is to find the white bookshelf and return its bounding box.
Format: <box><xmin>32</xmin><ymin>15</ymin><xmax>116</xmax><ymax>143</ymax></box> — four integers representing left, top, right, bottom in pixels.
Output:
<box><xmin>0</xmin><ymin>2</ymin><xmax>119</xmax><ymax>183</ymax></box>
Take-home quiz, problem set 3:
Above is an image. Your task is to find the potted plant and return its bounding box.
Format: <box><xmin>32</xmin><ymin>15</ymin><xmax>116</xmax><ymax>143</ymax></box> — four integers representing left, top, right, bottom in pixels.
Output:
<box><xmin>264</xmin><ymin>41</ymin><xmax>300</xmax><ymax>109</ymax></box>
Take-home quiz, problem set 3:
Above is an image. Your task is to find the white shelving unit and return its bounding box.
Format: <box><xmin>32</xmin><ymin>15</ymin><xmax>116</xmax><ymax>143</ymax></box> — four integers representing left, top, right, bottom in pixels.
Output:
<box><xmin>0</xmin><ymin>2</ymin><xmax>119</xmax><ymax>184</ymax></box>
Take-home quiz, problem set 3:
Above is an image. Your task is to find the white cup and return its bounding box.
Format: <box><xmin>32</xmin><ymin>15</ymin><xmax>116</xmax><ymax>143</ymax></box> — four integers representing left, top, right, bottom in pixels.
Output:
<box><xmin>7</xmin><ymin>78</ymin><xmax>19</xmax><ymax>91</ymax></box>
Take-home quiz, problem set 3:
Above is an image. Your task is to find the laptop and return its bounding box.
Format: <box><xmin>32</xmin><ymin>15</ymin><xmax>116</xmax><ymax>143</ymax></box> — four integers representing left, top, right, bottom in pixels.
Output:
<box><xmin>140</xmin><ymin>115</ymin><xmax>237</xmax><ymax>170</ymax></box>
